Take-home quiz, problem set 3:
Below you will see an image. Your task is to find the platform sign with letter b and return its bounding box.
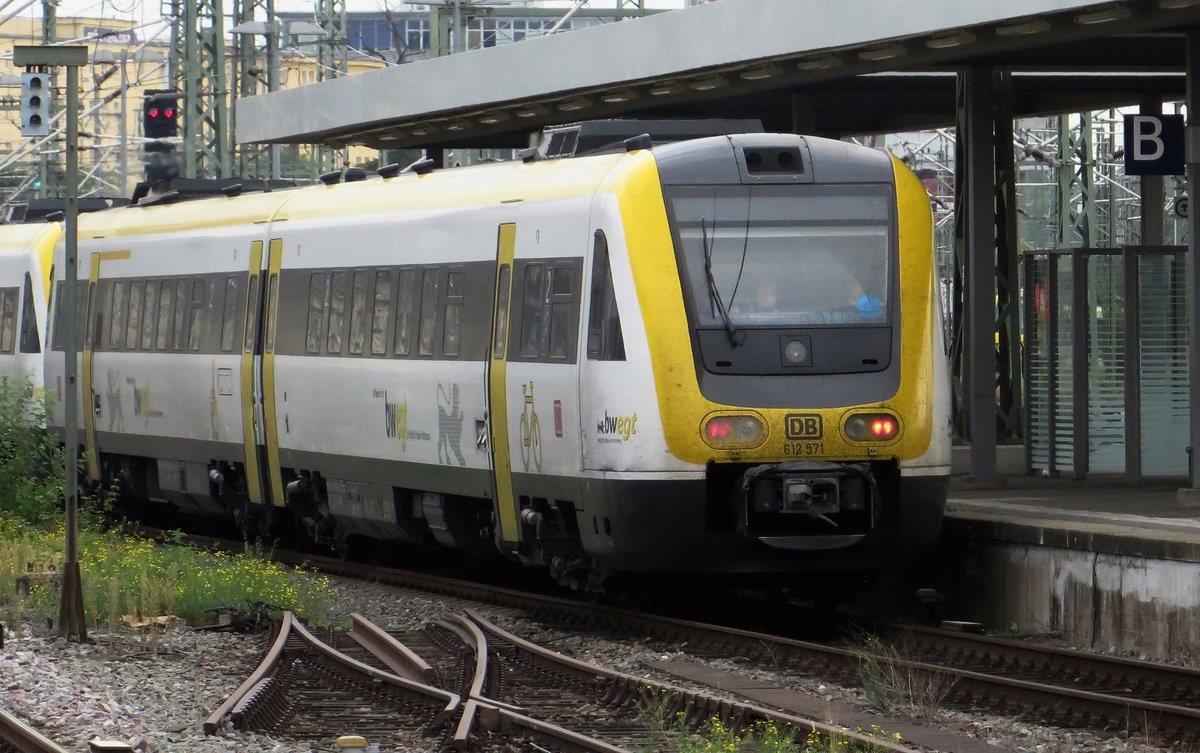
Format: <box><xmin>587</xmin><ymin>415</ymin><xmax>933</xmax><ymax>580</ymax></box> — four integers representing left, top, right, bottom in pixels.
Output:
<box><xmin>1124</xmin><ymin>114</ymin><xmax>1185</xmax><ymax>176</ymax></box>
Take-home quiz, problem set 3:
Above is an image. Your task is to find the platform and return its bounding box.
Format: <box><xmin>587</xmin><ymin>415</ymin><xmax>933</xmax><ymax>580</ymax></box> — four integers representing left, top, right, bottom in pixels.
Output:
<box><xmin>939</xmin><ymin>475</ymin><xmax>1200</xmax><ymax>660</ymax></box>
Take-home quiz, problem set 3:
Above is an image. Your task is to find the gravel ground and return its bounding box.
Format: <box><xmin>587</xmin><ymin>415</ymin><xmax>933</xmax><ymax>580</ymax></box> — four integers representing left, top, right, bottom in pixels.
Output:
<box><xmin>0</xmin><ymin>577</ymin><xmax>1182</xmax><ymax>753</ymax></box>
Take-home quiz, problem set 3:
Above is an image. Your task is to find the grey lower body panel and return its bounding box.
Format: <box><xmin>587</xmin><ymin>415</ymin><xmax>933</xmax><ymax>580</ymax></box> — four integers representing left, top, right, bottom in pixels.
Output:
<box><xmin>280</xmin><ymin>447</ymin><xmax>493</xmax><ymax>500</ymax></box>
<box><xmin>94</xmin><ymin>430</ymin><xmax>244</xmax><ymax>465</ymax></box>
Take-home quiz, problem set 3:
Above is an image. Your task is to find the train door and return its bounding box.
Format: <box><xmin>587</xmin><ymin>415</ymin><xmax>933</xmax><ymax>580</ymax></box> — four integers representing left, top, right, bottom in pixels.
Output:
<box><xmin>261</xmin><ymin>238</ymin><xmax>286</xmax><ymax>507</ymax></box>
<box><xmin>239</xmin><ymin>237</ymin><xmax>286</xmax><ymax>509</ymax></box>
<box><xmin>82</xmin><ymin>250</ymin><xmax>130</xmax><ymax>480</ymax></box>
<box><xmin>486</xmin><ymin>223</ymin><xmax>520</xmax><ymax>546</ymax></box>
<box><xmin>239</xmin><ymin>240</ymin><xmax>266</xmax><ymax>504</ymax></box>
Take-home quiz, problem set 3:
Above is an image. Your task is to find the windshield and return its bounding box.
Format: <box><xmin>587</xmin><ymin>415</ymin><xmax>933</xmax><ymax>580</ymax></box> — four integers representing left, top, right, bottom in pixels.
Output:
<box><xmin>667</xmin><ymin>184</ymin><xmax>893</xmax><ymax>326</ymax></box>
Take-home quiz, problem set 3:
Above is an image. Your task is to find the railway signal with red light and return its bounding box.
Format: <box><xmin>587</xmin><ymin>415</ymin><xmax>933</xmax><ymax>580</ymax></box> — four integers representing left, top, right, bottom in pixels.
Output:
<box><xmin>143</xmin><ymin>94</ymin><xmax>179</xmax><ymax>139</ymax></box>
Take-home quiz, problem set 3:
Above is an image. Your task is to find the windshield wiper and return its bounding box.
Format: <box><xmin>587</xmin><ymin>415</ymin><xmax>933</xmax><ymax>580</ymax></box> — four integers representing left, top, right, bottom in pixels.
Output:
<box><xmin>702</xmin><ymin>218</ymin><xmax>738</xmax><ymax>346</ymax></box>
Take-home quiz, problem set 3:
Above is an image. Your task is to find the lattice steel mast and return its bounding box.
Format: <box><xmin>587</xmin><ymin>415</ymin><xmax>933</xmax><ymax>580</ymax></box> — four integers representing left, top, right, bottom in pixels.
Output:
<box><xmin>315</xmin><ymin>0</ymin><xmax>348</xmax><ymax>173</ymax></box>
<box><xmin>166</xmin><ymin>0</ymin><xmax>230</xmax><ymax>178</ymax></box>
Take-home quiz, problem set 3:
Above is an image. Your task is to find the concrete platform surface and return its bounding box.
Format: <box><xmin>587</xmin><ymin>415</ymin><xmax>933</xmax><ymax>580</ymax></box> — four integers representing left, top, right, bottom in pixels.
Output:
<box><xmin>946</xmin><ymin>476</ymin><xmax>1200</xmax><ymax>561</ymax></box>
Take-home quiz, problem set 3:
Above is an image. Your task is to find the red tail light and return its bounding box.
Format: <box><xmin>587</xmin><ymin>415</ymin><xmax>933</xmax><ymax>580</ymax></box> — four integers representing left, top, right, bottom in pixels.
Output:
<box><xmin>844</xmin><ymin>413</ymin><xmax>900</xmax><ymax>442</ymax></box>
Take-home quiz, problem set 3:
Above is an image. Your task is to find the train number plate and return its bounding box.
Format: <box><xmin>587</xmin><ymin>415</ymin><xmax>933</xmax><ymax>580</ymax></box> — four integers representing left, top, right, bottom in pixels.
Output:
<box><xmin>784</xmin><ymin>414</ymin><xmax>823</xmax><ymax>440</ymax></box>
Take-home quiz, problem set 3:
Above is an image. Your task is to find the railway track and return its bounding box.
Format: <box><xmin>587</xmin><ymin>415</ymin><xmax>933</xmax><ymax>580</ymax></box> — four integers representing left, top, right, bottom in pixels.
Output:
<box><xmin>0</xmin><ymin>709</ymin><xmax>69</xmax><ymax>753</ymax></box>
<box><xmin>171</xmin><ymin>530</ymin><xmax>1200</xmax><ymax>748</ymax></box>
<box><xmin>207</xmin><ymin>610</ymin><xmax>918</xmax><ymax>752</ymax></box>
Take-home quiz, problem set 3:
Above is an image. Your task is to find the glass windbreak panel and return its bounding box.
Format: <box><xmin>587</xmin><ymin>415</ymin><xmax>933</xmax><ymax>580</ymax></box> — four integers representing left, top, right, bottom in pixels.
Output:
<box><xmin>666</xmin><ymin>184</ymin><xmax>892</xmax><ymax>326</ymax></box>
<box><xmin>1087</xmin><ymin>254</ymin><xmax>1125</xmax><ymax>474</ymax></box>
<box><xmin>1139</xmin><ymin>253</ymin><xmax>1189</xmax><ymax>476</ymax></box>
<box><xmin>1025</xmin><ymin>254</ymin><xmax>1075</xmax><ymax>474</ymax></box>
<box><xmin>1089</xmin><ymin>255</ymin><xmax>1123</xmax><ymax>472</ymax></box>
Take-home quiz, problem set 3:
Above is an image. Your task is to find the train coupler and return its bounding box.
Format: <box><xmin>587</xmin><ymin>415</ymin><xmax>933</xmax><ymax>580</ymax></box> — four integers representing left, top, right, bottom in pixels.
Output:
<box><xmin>736</xmin><ymin>461</ymin><xmax>879</xmax><ymax>548</ymax></box>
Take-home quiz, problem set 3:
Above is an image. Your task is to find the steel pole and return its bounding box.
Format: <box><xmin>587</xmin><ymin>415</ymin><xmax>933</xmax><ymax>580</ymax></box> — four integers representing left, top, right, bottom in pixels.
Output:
<box><xmin>58</xmin><ymin>61</ymin><xmax>86</xmax><ymax>641</ymax></box>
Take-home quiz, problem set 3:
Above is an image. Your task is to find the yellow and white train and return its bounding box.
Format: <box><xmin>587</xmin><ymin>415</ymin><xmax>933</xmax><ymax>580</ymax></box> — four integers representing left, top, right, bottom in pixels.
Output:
<box><xmin>5</xmin><ymin>130</ymin><xmax>950</xmax><ymax>593</ymax></box>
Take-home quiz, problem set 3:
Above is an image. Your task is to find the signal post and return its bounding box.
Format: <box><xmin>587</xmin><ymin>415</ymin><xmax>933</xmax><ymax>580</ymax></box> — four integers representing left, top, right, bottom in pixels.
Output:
<box><xmin>14</xmin><ymin>44</ymin><xmax>89</xmax><ymax>642</ymax></box>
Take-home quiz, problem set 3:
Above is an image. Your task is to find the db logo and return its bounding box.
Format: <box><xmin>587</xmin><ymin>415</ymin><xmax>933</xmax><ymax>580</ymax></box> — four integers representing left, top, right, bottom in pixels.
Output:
<box><xmin>784</xmin><ymin>414</ymin><xmax>823</xmax><ymax>439</ymax></box>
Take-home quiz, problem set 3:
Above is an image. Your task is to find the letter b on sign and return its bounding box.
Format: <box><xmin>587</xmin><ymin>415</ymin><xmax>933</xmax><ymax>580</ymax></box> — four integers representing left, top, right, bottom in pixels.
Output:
<box><xmin>1124</xmin><ymin>114</ymin><xmax>1184</xmax><ymax>176</ymax></box>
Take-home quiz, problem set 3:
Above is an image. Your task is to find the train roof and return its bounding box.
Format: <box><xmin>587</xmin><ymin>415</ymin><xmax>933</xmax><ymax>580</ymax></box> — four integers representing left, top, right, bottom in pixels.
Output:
<box><xmin>75</xmin><ymin>150</ymin><xmax>636</xmax><ymax>240</ymax></box>
<box><xmin>71</xmin><ymin>131</ymin><xmax>896</xmax><ymax>241</ymax></box>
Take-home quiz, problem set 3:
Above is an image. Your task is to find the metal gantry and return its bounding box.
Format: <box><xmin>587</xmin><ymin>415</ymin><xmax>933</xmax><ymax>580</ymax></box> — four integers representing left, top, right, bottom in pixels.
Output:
<box><xmin>315</xmin><ymin>0</ymin><xmax>348</xmax><ymax>174</ymax></box>
<box><xmin>231</xmin><ymin>0</ymin><xmax>273</xmax><ymax>178</ymax></box>
<box><xmin>179</xmin><ymin>0</ymin><xmax>230</xmax><ymax>178</ymax></box>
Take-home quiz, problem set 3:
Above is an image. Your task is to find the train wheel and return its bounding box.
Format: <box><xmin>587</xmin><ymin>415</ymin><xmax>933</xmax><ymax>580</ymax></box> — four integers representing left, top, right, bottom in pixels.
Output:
<box><xmin>235</xmin><ymin>500</ymin><xmax>260</xmax><ymax>541</ymax></box>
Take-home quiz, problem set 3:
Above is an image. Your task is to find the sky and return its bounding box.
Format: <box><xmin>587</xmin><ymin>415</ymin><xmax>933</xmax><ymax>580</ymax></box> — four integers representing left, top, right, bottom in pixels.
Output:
<box><xmin>31</xmin><ymin>0</ymin><xmax>690</xmax><ymax>25</ymax></box>
<box><xmin>16</xmin><ymin>0</ymin><xmax>693</xmax><ymax>46</ymax></box>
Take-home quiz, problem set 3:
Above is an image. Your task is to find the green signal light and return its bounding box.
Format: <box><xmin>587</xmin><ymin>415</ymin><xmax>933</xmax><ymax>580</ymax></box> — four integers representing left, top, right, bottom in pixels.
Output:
<box><xmin>33</xmin><ymin>179</ymin><xmax>42</xmax><ymax>189</ymax></box>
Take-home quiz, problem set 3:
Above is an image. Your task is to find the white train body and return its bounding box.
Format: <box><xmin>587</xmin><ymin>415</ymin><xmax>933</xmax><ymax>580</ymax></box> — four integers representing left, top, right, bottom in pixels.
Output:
<box><xmin>31</xmin><ymin>133</ymin><xmax>949</xmax><ymax>591</ymax></box>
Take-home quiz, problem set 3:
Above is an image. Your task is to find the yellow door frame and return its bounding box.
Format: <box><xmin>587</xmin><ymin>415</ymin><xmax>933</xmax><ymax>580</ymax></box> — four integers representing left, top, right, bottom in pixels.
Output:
<box><xmin>262</xmin><ymin>239</ymin><xmax>286</xmax><ymax>506</ymax></box>
<box><xmin>83</xmin><ymin>250</ymin><xmax>130</xmax><ymax>480</ymax></box>
<box><xmin>489</xmin><ymin>223</ymin><xmax>519</xmax><ymax>543</ymax></box>
<box><xmin>239</xmin><ymin>240</ymin><xmax>265</xmax><ymax>504</ymax></box>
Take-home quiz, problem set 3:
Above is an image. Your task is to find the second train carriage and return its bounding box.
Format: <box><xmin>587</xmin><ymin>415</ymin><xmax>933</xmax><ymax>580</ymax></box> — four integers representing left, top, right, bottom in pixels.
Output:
<box><xmin>39</xmin><ymin>131</ymin><xmax>950</xmax><ymax>591</ymax></box>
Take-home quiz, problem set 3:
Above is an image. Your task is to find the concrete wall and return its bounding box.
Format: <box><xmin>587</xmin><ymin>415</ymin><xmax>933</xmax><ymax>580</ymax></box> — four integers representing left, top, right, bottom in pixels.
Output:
<box><xmin>952</xmin><ymin>539</ymin><xmax>1200</xmax><ymax>659</ymax></box>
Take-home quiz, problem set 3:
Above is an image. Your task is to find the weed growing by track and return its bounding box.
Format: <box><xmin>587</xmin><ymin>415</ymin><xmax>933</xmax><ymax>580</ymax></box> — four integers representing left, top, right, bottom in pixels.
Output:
<box><xmin>0</xmin><ymin>521</ymin><xmax>338</xmax><ymax>629</ymax></box>
<box><xmin>642</xmin><ymin>692</ymin><xmax>903</xmax><ymax>752</ymax></box>
<box><xmin>0</xmin><ymin>374</ymin><xmax>338</xmax><ymax>631</ymax></box>
<box><xmin>853</xmin><ymin>634</ymin><xmax>955</xmax><ymax>720</ymax></box>
<box><xmin>0</xmin><ymin>377</ymin><xmax>68</xmax><ymax>525</ymax></box>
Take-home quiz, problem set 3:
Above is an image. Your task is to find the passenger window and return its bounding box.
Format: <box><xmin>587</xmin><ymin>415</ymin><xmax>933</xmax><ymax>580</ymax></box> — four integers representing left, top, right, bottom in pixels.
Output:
<box><xmin>187</xmin><ymin>279</ymin><xmax>204</xmax><ymax>350</ymax></box>
<box><xmin>305</xmin><ymin>272</ymin><xmax>330</xmax><ymax>354</ymax></box>
<box><xmin>155</xmin><ymin>281</ymin><xmax>172</xmax><ymax>350</ymax></box>
<box><xmin>19</xmin><ymin>273</ymin><xmax>39</xmax><ymax>354</ymax></box>
<box><xmin>125</xmin><ymin>281</ymin><xmax>143</xmax><ymax>350</ymax></box>
<box><xmin>76</xmin><ymin>282</ymin><xmax>88</xmax><ymax>350</ymax></box>
<box><xmin>141</xmin><ymin>280</ymin><xmax>159</xmax><ymax>350</ymax></box>
<box><xmin>348</xmin><ymin>270</ymin><xmax>369</xmax><ymax>355</ymax></box>
<box><xmin>417</xmin><ymin>268</ymin><xmax>438</xmax><ymax>356</ymax></box>
<box><xmin>519</xmin><ymin>264</ymin><xmax>545</xmax><ymax>358</ymax></box>
<box><xmin>88</xmin><ymin>283</ymin><xmax>103</xmax><ymax>350</ymax></box>
<box><xmin>492</xmin><ymin>265</ymin><xmax>511</xmax><ymax>359</ymax></box>
<box><xmin>442</xmin><ymin>269</ymin><xmax>464</xmax><ymax>357</ymax></box>
<box><xmin>265</xmin><ymin>273</ymin><xmax>279</xmax><ymax>354</ymax></box>
<box><xmin>243</xmin><ymin>274</ymin><xmax>260</xmax><ymax>353</ymax></box>
<box><xmin>327</xmin><ymin>271</ymin><xmax>347</xmax><ymax>354</ymax></box>
<box><xmin>547</xmin><ymin>267</ymin><xmax>574</xmax><ymax>359</ymax></box>
<box><xmin>587</xmin><ymin>231</ymin><xmax>625</xmax><ymax>361</ymax></box>
<box><xmin>370</xmin><ymin>270</ymin><xmax>392</xmax><ymax>356</ymax></box>
<box><xmin>109</xmin><ymin>280</ymin><xmax>127</xmax><ymax>350</ymax></box>
<box><xmin>51</xmin><ymin>285</ymin><xmax>64</xmax><ymax>350</ymax></box>
<box><xmin>394</xmin><ymin>269</ymin><xmax>416</xmax><ymax>356</ymax></box>
<box><xmin>220</xmin><ymin>276</ymin><xmax>239</xmax><ymax>352</ymax></box>
<box><xmin>173</xmin><ymin>279</ymin><xmax>188</xmax><ymax>349</ymax></box>
<box><xmin>0</xmin><ymin>289</ymin><xmax>17</xmax><ymax>353</ymax></box>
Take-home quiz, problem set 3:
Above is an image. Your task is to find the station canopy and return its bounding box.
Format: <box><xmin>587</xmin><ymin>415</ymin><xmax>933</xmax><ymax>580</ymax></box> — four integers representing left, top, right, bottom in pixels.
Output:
<box><xmin>235</xmin><ymin>0</ymin><xmax>1200</xmax><ymax>150</ymax></box>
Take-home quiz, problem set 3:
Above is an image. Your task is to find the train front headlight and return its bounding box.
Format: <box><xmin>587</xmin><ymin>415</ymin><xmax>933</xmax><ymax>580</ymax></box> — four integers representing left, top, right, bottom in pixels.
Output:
<box><xmin>843</xmin><ymin>412</ymin><xmax>899</xmax><ymax>442</ymax></box>
<box><xmin>702</xmin><ymin>413</ymin><xmax>767</xmax><ymax>449</ymax></box>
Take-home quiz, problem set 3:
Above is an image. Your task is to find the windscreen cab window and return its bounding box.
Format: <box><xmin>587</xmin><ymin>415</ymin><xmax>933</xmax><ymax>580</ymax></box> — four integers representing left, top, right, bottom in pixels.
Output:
<box><xmin>586</xmin><ymin>231</ymin><xmax>625</xmax><ymax>361</ymax></box>
<box><xmin>666</xmin><ymin>184</ymin><xmax>894</xmax><ymax>328</ymax></box>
